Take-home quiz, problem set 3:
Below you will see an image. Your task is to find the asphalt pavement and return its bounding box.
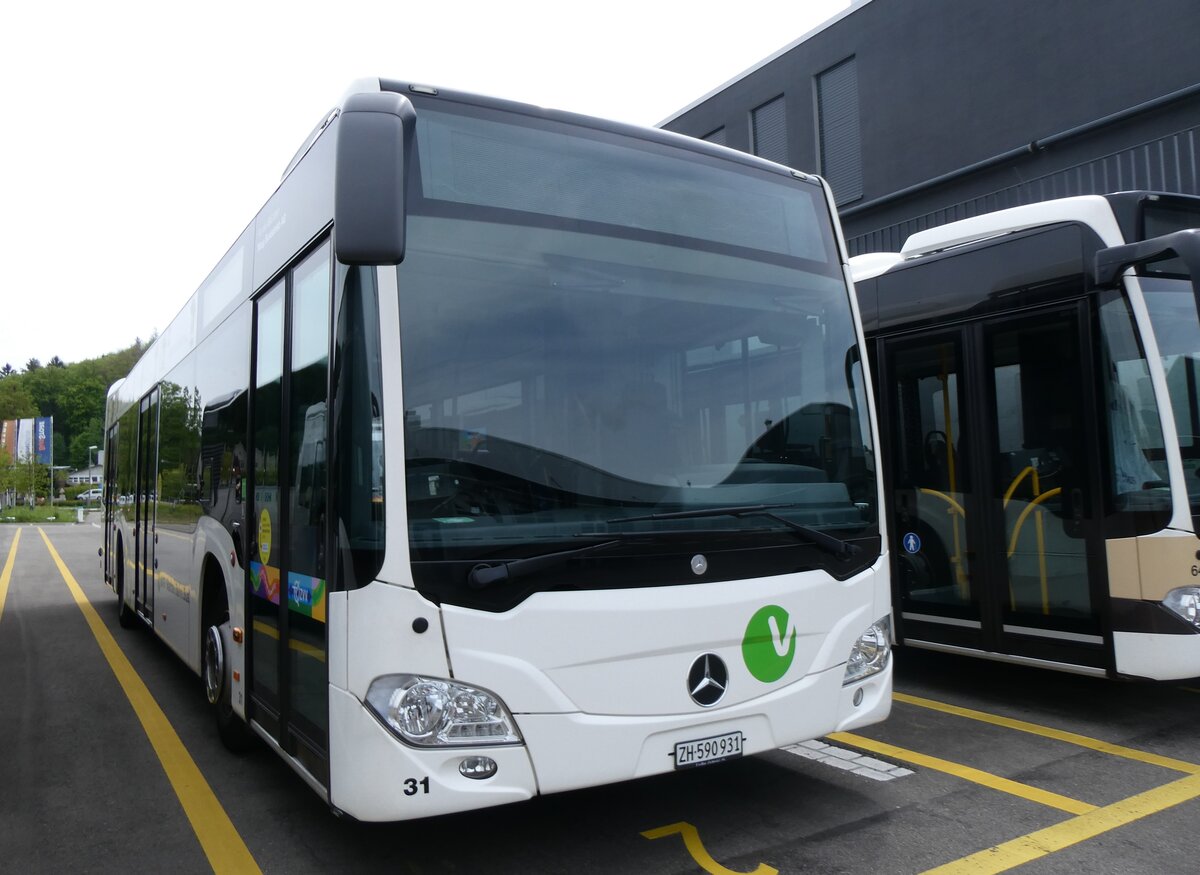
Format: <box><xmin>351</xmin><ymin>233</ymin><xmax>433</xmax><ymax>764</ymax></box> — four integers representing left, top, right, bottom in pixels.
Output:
<box><xmin>2</xmin><ymin>521</ymin><xmax>1198</xmax><ymax>874</ymax></box>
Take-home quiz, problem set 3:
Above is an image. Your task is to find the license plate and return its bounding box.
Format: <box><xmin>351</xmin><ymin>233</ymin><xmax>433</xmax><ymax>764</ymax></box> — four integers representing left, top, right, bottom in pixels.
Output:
<box><xmin>673</xmin><ymin>731</ymin><xmax>744</xmax><ymax>770</ymax></box>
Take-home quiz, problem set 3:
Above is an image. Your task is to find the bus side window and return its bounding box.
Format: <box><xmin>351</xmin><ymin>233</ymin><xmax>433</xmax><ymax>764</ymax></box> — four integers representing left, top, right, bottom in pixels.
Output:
<box><xmin>331</xmin><ymin>264</ymin><xmax>386</xmax><ymax>590</ymax></box>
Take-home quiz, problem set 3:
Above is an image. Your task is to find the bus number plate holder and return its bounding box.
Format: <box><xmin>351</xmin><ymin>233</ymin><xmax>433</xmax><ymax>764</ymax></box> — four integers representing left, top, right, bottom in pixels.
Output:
<box><xmin>673</xmin><ymin>731</ymin><xmax>744</xmax><ymax>769</ymax></box>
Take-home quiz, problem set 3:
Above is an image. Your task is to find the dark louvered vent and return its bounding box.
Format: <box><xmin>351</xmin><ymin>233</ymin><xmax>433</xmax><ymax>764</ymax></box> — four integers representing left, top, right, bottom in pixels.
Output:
<box><xmin>751</xmin><ymin>96</ymin><xmax>788</xmax><ymax>165</ymax></box>
<box><xmin>702</xmin><ymin>127</ymin><xmax>727</xmax><ymax>146</ymax></box>
<box><xmin>847</xmin><ymin>125</ymin><xmax>1200</xmax><ymax>256</ymax></box>
<box><xmin>817</xmin><ymin>58</ymin><xmax>863</xmax><ymax>205</ymax></box>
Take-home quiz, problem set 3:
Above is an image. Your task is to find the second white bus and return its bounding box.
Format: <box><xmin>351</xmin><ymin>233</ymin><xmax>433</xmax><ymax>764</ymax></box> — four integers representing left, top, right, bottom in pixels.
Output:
<box><xmin>852</xmin><ymin>192</ymin><xmax>1200</xmax><ymax>680</ymax></box>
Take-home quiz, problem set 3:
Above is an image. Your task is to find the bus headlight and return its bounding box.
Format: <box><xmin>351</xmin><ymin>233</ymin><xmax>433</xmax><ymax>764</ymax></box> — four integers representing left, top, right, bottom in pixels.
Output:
<box><xmin>1163</xmin><ymin>587</ymin><xmax>1200</xmax><ymax>629</ymax></box>
<box><xmin>843</xmin><ymin>617</ymin><xmax>891</xmax><ymax>685</ymax></box>
<box><xmin>366</xmin><ymin>675</ymin><xmax>522</xmax><ymax>747</ymax></box>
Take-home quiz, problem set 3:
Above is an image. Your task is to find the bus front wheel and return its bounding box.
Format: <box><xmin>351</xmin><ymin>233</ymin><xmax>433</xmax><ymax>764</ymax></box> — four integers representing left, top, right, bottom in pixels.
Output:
<box><xmin>203</xmin><ymin>620</ymin><xmax>252</xmax><ymax>753</ymax></box>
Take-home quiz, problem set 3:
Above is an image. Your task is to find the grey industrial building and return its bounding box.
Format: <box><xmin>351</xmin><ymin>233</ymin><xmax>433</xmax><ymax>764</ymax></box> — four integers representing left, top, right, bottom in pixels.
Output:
<box><xmin>660</xmin><ymin>0</ymin><xmax>1200</xmax><ymax>255</ymax></box>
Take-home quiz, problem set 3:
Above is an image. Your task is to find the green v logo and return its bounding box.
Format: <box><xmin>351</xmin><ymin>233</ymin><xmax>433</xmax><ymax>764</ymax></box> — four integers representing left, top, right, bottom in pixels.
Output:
<box><xmin>742</xmin><ymin>605</ymin><xmax>797</xmax><ymax>683</ymax></box>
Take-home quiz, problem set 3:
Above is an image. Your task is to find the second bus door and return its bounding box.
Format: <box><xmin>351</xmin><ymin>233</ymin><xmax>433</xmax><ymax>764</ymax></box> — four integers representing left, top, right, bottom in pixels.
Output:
<box><xmin>882</xmin><ymin>303</ymin><xmax>1110</xmax><ymax>670</ymax></box>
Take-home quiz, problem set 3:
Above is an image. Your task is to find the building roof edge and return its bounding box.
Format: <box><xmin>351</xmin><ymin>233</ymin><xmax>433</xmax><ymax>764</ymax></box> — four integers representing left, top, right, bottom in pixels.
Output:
<box><xmin>656</xmin><ymin>0</ymin><xmax>874</xmax><ymax>128</ymax></box>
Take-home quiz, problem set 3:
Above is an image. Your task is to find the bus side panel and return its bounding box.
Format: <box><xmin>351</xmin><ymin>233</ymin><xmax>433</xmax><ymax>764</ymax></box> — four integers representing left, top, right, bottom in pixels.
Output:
<box><xmin>1133</xmin><ymin>529</ymin><xmax>1200</xmax><ymax>602</ymax></box>
<box><xmin>343</xmin><ymin>582</ymin><xmax>452</xmax><ymax>704</ymax></box>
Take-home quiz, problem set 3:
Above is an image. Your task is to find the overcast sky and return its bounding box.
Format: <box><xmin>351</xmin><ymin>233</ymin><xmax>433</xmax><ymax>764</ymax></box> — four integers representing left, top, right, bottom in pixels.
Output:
<box><xmin>0</xmin><ymin>0</ymin><xmax>851</xmax><ymax>370</ymax></box>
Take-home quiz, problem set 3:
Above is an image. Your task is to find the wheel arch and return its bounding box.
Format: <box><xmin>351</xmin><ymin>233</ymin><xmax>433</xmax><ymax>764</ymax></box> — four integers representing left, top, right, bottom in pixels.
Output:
<box><xmin>200</xmin><ymin>551</ymin><xmax>233</xmax><ymax>635</ymax></box>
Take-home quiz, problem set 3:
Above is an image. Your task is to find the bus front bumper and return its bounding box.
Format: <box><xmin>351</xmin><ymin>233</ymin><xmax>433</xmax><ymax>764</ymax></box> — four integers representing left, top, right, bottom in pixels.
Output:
<box><xmin>327</xmin><ymin>659</ymin><xmax>891</xmax><ymax>821</ymax></box>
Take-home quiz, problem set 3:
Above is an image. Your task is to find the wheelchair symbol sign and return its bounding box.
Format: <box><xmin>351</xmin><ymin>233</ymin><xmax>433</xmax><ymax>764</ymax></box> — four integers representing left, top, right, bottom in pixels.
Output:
<box><xmin>903</xmin><ymin>532</ymin><xmax>922</xmax><ymax>554</ymax></box>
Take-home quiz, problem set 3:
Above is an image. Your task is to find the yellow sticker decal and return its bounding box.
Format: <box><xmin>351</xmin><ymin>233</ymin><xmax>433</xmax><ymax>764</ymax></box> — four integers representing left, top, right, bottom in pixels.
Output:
<box><xmin>258</xmin><ymin>508</ymin><xmax>272</xmax><ymax>566</ymax></box>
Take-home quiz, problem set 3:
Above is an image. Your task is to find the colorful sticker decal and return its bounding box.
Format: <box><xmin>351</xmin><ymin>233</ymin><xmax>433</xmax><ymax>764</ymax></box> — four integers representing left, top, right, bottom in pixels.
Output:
<box><xmin>460</xmin><ymin>428</ymin><xmax>488</xmax><ymax>453</ymax></box>
<box><xmin>287</xmin><ymin>572</ymin><xmax>327</xmax><ymax>623</ymax></box>
<box><xmin>742</xmin><ymin>604</ymin><xmax>798</xmax><ymax>683</ymax></box>
<box><xmin>903</xmin><ymin>532</ymin><xmax>922</xmax><ymax>554</ymax></box>
<box><xmin>258</xmin><ymin>508</ymin><xmax>272</xmax><ymax>565</ymax></box>
<box><xmin>249</xmin><ymin>561</ymin><xmax>281</xmax><ymax>605</ymax></box>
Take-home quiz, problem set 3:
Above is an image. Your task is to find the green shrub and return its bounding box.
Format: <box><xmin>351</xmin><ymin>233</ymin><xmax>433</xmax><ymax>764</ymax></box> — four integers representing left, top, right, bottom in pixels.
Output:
<box><xmin>0</xmin><ymin>505</ymin><xmax>76</xmax><ymax>523</ymax></box>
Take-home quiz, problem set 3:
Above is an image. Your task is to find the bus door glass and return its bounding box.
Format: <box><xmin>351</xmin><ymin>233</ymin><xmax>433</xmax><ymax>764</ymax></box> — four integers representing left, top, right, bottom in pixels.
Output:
<box><xmin>285</xmin><ymin>243</ymin><xmax>331</xmax><ymax>770</ymax></box>
<box><xmin>249</xmin><ymin>242</ymin><xmax>331</xmax><ymax>780</ymax></box>
<box><xmin>251</xmin><ymin>282</ymin><xmax>285</xmax><ymax>733</ymax></box>
<box><xmin>135</xmin><ymin>388</ymin><xmax>159</xmax><ymax>621</ymax></box>
<box><xmin>883</xmin><ymin>303</ymin><xmax>1106</xmax><ymax>665</ymax></box>
<box><xmin>103</xmin><ymin>424</ymin><xmax>118</xmax><ymax>582</ymax></box>
<box><xmin>984</xmin><ymin>305</ymin><xmax>1104</xmax><ymax>661</ymax></box>
<box><xmin>884</xmin><ymin>332</ymin><xmax>981</xmax><ymax>646</ymax></box>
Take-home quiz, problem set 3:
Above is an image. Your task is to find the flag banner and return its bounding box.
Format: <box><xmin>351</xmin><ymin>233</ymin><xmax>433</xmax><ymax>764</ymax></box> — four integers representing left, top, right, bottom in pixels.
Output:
<box><xmin>15</xmin><ymin>419</ymin><xmax>33</xmax><ymax>462</ymax></box>
<box><xmin>35</xmin><ymin>417</ymin><xmax>52</xmax><ymax>464</ymax></box>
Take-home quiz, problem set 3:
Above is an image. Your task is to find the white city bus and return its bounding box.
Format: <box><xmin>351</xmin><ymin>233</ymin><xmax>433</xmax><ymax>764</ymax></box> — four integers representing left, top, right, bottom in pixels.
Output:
<box><xmin>851</xmin><ymin>192</ymin><xmax>1200</xmax><ymax>680</ymax></box>
<box><xmin>102</xmin><ymin>78</ymin><xmax>891</xmax><ymax>821</ymax></box>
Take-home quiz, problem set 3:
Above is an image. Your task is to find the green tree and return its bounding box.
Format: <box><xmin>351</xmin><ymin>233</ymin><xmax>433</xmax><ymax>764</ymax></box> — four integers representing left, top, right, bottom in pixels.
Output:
<box><xmin>24</xmin><ymin>461</ymin><xmax>50</xmax><ymax>503</ymax></box>
<box><xmin>0</xmin><ymin>454</ymin><xmax>48</xmax><ymax>504</ymax></box>
<box><xmin>0</xmin><ymin>378</ymin><xmax>37</xmax><ymax>419</ymax></box>
<box><xmin>0</xmin><ymin>447</ymin><xmax>12</xmax><ymax>501</ymax></box>
<box><xmin>0</xmin><ymin>340</ymin><xmax>148</xmax><ymax>480</ymax></box>
<box><xmin>69</xmin><ymin>419</ymin><xmax>104</xmax><ymax>470</ymax></box>
<box><xmin>0</xmin><ymin>364</ymin><xmax>13</xmax><ymax>378</ymax></box>
<box><xmin>22</xmin><ymin>362</ymin><xmax>68</xmax><ymax>440</ymax></box>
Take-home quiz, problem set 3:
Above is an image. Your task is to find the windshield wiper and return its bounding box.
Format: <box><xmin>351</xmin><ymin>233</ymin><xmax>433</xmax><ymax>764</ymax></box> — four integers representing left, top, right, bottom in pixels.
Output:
<box><xmin>609</xmin><ymin>504</ymin><xmax>860</xmax><ymax>558</ymax></box>
<box><xmin>467</xmin><ymin>538</ymin><xmax>627</xmax><ymax>589</ymax></box>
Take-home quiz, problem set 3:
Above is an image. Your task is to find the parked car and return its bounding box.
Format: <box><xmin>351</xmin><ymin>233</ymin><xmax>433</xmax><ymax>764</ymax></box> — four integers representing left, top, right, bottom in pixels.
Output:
<box><xmin>78</xmin><ymin>488</ymin><xmax>103</xmax><ymax>503</ymax></box>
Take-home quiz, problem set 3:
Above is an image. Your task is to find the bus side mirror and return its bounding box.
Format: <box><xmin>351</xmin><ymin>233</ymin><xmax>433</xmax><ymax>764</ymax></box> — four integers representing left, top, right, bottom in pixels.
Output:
<box><xmin>1094</xmin><ymin>228</ymin><xmax>1200</xmax><ymax>317</ymax></box>
<box><xmin>334</xmin><ymin>91</ymin><xmax>415</xmax><ymax>266</ymax></box>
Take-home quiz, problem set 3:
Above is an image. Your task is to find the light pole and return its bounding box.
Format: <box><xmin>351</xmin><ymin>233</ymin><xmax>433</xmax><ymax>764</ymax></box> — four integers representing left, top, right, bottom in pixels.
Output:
<box><xmin>88</xmin><ymin>445</ymin><xmax>99</xmax><ymax>506</ymax></box>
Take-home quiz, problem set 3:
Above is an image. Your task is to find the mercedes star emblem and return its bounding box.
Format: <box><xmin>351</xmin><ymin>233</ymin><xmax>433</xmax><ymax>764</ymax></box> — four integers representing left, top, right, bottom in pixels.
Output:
<box><xmin>687</xmin><ymin>653</ymin><xmax>728</xmax><ymax>707</ymax></box>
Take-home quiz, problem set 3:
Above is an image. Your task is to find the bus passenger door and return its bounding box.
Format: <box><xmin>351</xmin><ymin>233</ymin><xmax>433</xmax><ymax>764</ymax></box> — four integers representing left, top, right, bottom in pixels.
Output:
<box><xmin>882</xmin><ymin>303</ymin><xmax>1107</xmax><ymax>669</ymax></box>
<box><xmin>134</xmin><ymin>388</ymin><xmax>159</xmax><ymax>623</ymax></box>
<box><xmin>883</xmin><ymin>332</ymin><xmax>984</xmax><ymax>649</ymax></box>
<box><xmin>249</xmin><ymin>242</ymin><xmax>331</xmax><ymax>786</ymax></box>
<box><xmin>983</xmin><ymin>305</ymin><xmax>1106</xmax><ymax>667</ymax></box>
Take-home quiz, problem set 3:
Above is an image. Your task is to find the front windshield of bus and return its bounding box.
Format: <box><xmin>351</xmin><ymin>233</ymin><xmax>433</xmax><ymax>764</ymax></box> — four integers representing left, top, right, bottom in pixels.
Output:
<box><xmin>1141</xmin><ymin>278</ymin><xmax>1200</xmax><ymax>523</ymax></box>
<box><xmin>396</xmin><ymin>101</ymin><xmax>876</xmax><ymax>600</ymax></box>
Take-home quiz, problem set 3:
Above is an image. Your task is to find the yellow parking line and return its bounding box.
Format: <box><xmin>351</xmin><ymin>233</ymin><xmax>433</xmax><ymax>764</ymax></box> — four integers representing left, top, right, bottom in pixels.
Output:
<box><xmin>0</xmin><ymin>528</ymin><xmax>21</xmax><ymax>624</ymax></box>
<box><xmin>895</xmin><ymin>692</ymin><xmax>1200</xmax><ymax>775</ymax></box>
<box><xmin>37</xmin><ymin>528</ymin><xmax>260</xmax><ymax>875</ymax></box>
<box><xmin>829</xmin><ymin>731</ymin><xmax>1095</xmax><ymax>815</ymax></box>
<box><xmin>924</xmin><ymin>772</ymin><xmax>1200</xmax><ymax>874</ymax></box>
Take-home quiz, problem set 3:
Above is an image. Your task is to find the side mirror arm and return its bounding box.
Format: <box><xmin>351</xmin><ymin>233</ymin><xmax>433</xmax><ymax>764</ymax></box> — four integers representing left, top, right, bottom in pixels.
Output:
<box><xmin>1094</xmin><ymin>229</ymin><xmax>1200</xmax><ymax>318</ymax></box>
